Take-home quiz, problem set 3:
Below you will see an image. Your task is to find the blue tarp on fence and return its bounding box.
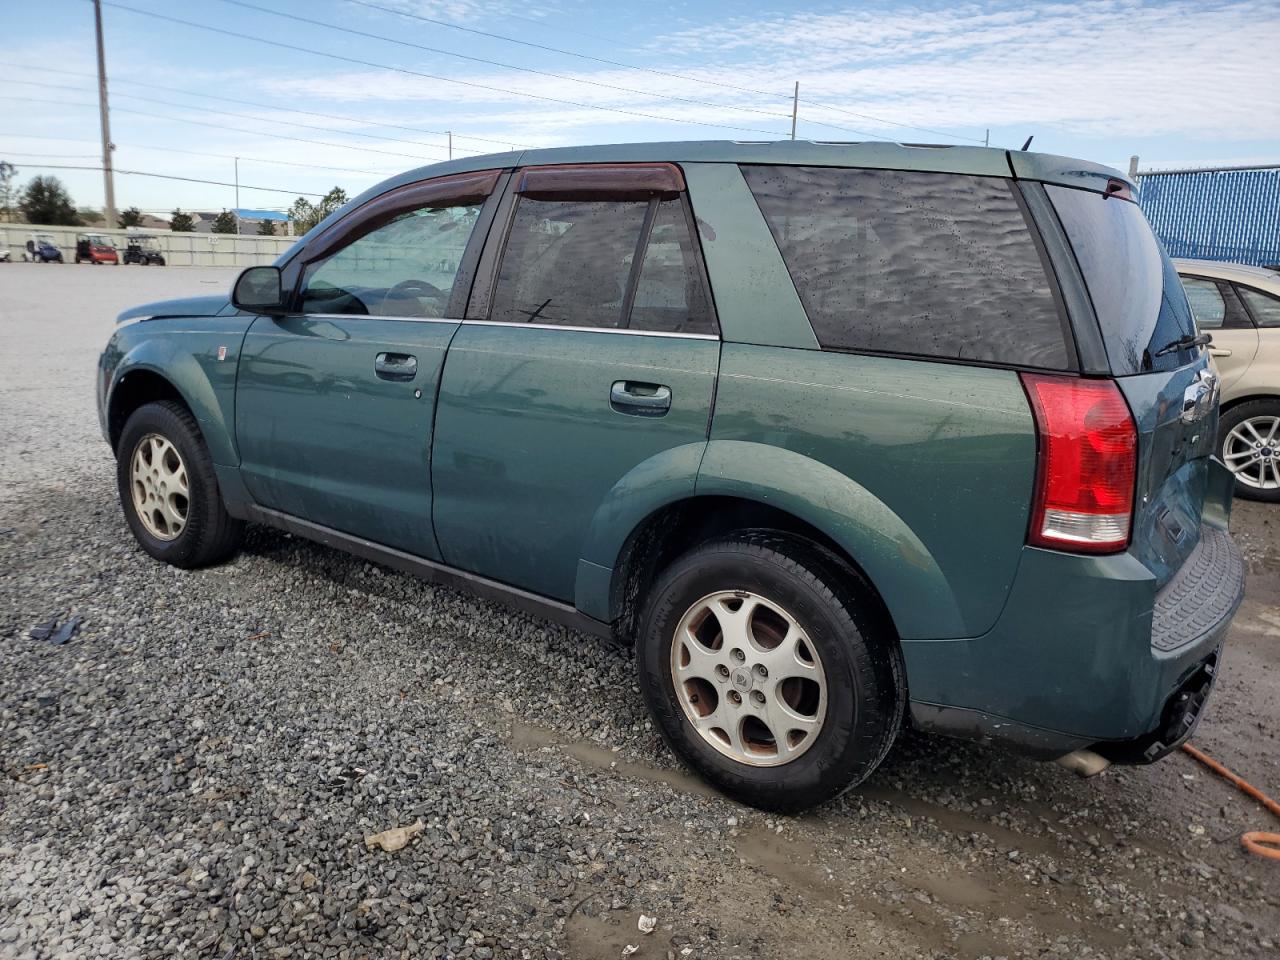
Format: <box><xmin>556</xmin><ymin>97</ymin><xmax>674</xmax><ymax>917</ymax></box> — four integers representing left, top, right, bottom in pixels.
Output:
<box><xmin>1137</xmin><ymin>167</ymin><xmax>1280</xmax><ymax>266</ymax></box>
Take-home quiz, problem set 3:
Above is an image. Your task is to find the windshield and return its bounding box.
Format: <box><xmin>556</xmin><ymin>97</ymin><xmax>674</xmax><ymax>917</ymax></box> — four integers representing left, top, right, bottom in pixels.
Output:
<box><xmin>1048</xmin><ymin>185</ymin><xmax>1196</xmax><ymax>375</ymax></box>
<box><xmin>36</xmin><ymin>234</ymin><xmax>55</xmax><ymax>244</ymax></box>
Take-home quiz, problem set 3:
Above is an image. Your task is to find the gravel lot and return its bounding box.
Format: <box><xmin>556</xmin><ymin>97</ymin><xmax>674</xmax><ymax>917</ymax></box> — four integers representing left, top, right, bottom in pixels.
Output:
<box><xmin>1</xmin><ymin>262</ymin><xmax>1278</xmax><ymax>960</ymax></box>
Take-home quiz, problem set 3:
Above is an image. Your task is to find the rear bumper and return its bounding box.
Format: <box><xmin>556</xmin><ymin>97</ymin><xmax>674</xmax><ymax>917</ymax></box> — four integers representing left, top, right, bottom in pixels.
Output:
<box><xmin>903</xmin><ymin>466</ymin><xmax>1244</xmax><ymax>761</ymax></box>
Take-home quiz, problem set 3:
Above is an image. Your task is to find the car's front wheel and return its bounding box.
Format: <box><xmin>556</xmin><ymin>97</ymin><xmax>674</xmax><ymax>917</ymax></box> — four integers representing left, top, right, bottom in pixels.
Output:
<box><xmin>636</xmin><ymin>531</ymin><xmax>904</xmax><ymax>812</ymax></box>
<box><xmin>117</xmin><ymin>400</ymin><xmax>244</xmax><ymax>567</ymax></box>
<box><xmin>1219</xmin><ymin>399</ymin><xmax>1280</xmax><ymax>502</ymax></box>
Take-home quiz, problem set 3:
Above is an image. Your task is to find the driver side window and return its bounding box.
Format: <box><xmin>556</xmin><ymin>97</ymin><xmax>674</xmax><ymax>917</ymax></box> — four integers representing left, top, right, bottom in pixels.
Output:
<box><xmin>299</xmin><ymin>203</ymin><xmax>482</xmax><ymax>318</ymax></box>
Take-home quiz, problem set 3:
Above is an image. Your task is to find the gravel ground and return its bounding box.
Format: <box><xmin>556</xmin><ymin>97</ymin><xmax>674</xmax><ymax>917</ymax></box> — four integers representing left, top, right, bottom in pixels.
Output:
<box><xmin>1</xmin><ymin>263</ymin><xmax>1278</xmax><ymax>960</ymax></box>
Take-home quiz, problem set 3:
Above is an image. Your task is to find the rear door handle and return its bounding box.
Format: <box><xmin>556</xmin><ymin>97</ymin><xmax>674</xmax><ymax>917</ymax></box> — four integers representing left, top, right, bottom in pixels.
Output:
<box><xmin>1209</xmin><ymin>347</ymin><xmax>1232</xmax><ymax>358</ymax></box>
<box><xmin>610</xmin><ymin>380</ymin><xmax>671</xmax><ymax>416</ymax></box>
<box><xmin>375</xmin><ymin>352</ymin><xmax>417</xmax><ymax>381</ymax></box>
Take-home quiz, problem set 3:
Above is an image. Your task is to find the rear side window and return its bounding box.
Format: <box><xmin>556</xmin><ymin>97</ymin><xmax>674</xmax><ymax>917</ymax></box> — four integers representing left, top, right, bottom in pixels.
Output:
<box><xmin>489</xmin><ymin>193</ymin><xmax>715</xmax><ymax>334</ymax></box>
<box><xmin>741</xmin><ymin>165</ymin><xmax>1070</xmax><ymax>369</ymax></box>
<box><xmin>1181</xmin><ymin>276</ymin><xmax>1253</xmax><ymax>330</ymax></box>
<box><xmin>1048</xmin><ymin>185</ymin><xmax>1195</xmax><ymax>374</ymax></box>
<box><xmin>1181</xmin><ymin>277</ymin><xmax>1227</xmax><ymax>329</ymax></box>
<box><xmin>1237</xmin><ymin>285</ymin><xmax>1280</xmax><ymax>327</ymax></box>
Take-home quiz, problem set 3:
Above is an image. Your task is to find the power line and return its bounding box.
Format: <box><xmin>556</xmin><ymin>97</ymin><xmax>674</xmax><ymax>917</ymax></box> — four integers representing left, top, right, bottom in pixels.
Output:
<box><xmin>0</xmin><ymin>95</ymin><xmax>448</xmax><ymax>162</ymax></box>
<box><xmin>0</xmin><ymin>60</ymin><xmax>528</xmax><ymax>149</ymax></box>
<box><xmin>1</xmin><ymin>151</ymin><xmax>102</xmax><ymax>159</ymax></box>
<box><xmin>344</xmin><ymin>0</ymin><xmax>986</xmax><ymax>144</ymax></box>
<box><xmin>13</xmin><ymin>162</ymin><xmax>326</xmax><ymax>197</ymax></box>
<box><xmin>212</xmin><ymin>0</ymin><xmax>888</xmax><ymax>140</ymax></box>
<box><xmin>96</xmin><ymin>1</ymin><xmax>793</xmax><ymax>138</ymax></box>
<box><xmin>3</xmin><ymin>135</ymin><xmax>396</xmax><ymax>177</ymax></box>
<box><xmin>1</xmin><ymin>78</ymin><xmax>470</xmax><ymax>155</ymax></box>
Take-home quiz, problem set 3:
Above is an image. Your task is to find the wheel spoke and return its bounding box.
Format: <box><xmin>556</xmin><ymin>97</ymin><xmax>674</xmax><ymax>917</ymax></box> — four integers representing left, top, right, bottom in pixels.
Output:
<box><xmin>675</xmin><ymin>634</ymin><xmax>724</xmax><ymax>685</ymax></box>
<box><xmin>761</xmin><ymin>695</ymin><xmax>820</xmax><ymax>757</ymax></box>
<box><xmin>692</xmin><ymin>707</ymin><xmax>744</xmax><ymax>753</ymax></box>
<box><xmin>712</xmin><ymin>595</ymin><xmax>758</xmax><ymax>651</ymax></box>
<box><xmin>758</xmin><ymin>623</ymin><xmax>820</xmax><ymax>683</ymax></box>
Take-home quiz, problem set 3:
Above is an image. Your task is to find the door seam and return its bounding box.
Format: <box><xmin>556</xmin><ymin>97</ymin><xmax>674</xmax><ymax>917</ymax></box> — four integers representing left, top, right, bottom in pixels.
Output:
<box><xmin>428</xmin><ymin>320</ymin><xmax>466</xmax><ymax>563</ymax></box>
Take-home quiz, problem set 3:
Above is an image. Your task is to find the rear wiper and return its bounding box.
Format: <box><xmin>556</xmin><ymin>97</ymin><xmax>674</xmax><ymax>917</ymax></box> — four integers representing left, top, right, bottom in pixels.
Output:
<box><xmin>1153</xmin><ymin>332</ymin><xmax>1213</xmax><ymax>357</ymax></box>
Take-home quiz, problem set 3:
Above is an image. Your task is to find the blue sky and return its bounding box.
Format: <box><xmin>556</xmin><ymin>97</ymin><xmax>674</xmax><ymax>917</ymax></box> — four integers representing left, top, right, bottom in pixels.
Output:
<box><xmin>3</xmin><ymin>0</ymin><xmax>1279</xmax><ymax>215</ymax></box>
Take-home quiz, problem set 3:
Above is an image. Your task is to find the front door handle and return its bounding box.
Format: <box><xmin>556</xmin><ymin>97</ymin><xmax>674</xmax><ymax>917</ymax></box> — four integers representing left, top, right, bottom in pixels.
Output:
<box><xmin>610</xmin><ymin>380</ymin><xmax>671</xmax><ymax>416</ymax></box>
<box><xmin>375</xmin><ymin>352</ymin><xmax>417</xmax><ymax>381</ymax></box>
<box><xmin>1209</xmin><ymin>347</ymin><xmax>1232</xmax><ymax>358</ymax></box>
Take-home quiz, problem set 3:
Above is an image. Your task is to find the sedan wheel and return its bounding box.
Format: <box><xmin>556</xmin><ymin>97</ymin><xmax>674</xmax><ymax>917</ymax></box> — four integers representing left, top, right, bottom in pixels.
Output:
<box><xmin>1220</xmin><ymin>401</ymin><xmax>1280</xmax><ymax>502</ymax></box>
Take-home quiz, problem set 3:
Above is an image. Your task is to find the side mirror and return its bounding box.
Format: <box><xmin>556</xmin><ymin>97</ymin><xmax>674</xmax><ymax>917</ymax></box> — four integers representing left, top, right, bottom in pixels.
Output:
<box><xmin>232</xmin><ymin>265</ymin><xmax>285</xmax><ymax>314</ymax></box>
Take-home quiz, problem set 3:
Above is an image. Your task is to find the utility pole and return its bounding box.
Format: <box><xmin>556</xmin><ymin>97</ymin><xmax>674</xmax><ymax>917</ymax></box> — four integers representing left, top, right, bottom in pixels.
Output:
<box><xmin>234</xmin><ymin>157</ymin><xmax>240</xmax><ymax>234</ymax></box>
<box><xmin>448</xmin><ymin>131</ymin><xmax>453</xmax><ymax>160</ymax></box>
<box><xmin>93</xmin><ymin>0</ymin><xmax>116</xmax><ymax>229</ymax></box>
<box><xmin>984</xmin><ymin>128</ymin><xmax>990</xmax><ymax>147</ymax></box>
<box><xmin>790</xmin><ymin>82</ymin><xmax>799</xmax><ymax>140</ymax></box>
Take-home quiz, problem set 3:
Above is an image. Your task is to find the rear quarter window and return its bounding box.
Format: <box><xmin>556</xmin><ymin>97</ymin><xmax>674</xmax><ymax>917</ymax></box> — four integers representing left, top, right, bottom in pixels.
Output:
<box><xmin>1048</xmin><ymin>185</ymin><xmax>1195</xmax><ymax>374</ymax></box>
<box><xmin>741</xmin><ymin>165</ymin><xmax>1072</xmax><ymax>369</ymax></box>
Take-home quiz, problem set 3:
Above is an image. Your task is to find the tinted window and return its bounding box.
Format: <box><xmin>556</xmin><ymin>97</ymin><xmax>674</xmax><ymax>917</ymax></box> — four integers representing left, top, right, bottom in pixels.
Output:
<box><xmin>300</xmin><ymin>203</ymin><xmax>481</xmax><ymax>317</ymax></box>
<box><xmin>1181</xmin><ymin>277</ymin><xmax>1226</xmax><ymax>329</ymax></box>
<box><xmin>1238</xmin><ymin>285</ymin><xmax>1280</xmax><ymax>327</ymax></box>
<box><xmin>629</xmin><ymin>199</ymin><xmax>713</xmax><ymax>334</ymax></box>
<box><xmin>1048</xmin><ymin>186</ymin><xmax>1195</xmax><ymax>374</ymax></box>
<box><xmin>489</xmin><ymin>194</ymin><xmax>713</xmax><ymax>333</ymax></box>
<box><xmin>741</xmin><ymin>165</ymin><xmax>1069</xmax><ymax>368</ymax></box>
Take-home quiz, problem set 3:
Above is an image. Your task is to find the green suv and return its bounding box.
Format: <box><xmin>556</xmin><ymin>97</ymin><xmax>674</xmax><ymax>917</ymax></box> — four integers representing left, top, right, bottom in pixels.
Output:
<box><xmin>98</xmin><ymin>141</ymin><xmax>1244</xmax><ymax>811</ymax></box>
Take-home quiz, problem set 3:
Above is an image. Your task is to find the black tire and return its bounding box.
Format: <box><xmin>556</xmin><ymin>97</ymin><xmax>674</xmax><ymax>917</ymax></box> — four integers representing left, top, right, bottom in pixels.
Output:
<box><xmin>116</xmin><ymin>400</ymin><xmax>244</xmax><ymax>567</ymax></box>
<box><xmin>636</xmin><ymin>531</ymin><xmax>905</xmax><ymax>812</ymax></box>
<box><xmin>1218</xmin><ymin>399</ymin><xmax>1280</xmax><ymax>503</ymax></box>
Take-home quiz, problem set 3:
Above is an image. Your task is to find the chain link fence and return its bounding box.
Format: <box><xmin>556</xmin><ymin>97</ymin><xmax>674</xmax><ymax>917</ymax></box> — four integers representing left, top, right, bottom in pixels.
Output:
<box><xmin>1133</xmin><ymin>162</ymin><xmax>1280</xmax><ymax>267</ymax></box>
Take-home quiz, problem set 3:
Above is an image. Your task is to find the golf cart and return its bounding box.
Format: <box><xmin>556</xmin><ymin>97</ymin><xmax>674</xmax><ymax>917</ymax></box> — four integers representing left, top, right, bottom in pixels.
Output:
<box><xmin>122</xmin><ymin>234</ymin><xmax>166</xmax><ymax>266</ymax></box>
<box><xmin>23</xmin><ymin>233</ymin><xmax>63</xmax><ymax>263</ymax></box>
<box><xmin>75</xmin><ymin>233</ymin><xmax>119</xmax><ymax>265</ymax></box>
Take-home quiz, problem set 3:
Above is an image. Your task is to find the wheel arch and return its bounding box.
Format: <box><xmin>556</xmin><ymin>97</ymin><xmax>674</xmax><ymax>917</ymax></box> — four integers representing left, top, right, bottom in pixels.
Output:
<box><xmin>580</xmin><ymin>439</ymin><xmax>965</xmax><ymax>645</ymax></box>
<box><xmin>1220</xmin><ymin>391</ymin><xmax>1280</xmax><ymax>415</ymax></box>
<box><xmin>106</xmin><ymin>348</ymin><xmax>236</xmax><ymax>465</ymax></box>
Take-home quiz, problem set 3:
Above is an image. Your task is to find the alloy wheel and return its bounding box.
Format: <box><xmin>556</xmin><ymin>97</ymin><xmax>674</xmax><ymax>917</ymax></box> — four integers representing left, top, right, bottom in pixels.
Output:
<box><xmin>670</xmin><ymin>590</ymin><xmax>828</xmax><ymax>767</ymax></box>
<box><xmin>1223</xmin><ymin>416</ymin><xmax>1280</xmax><ymax>491</ymax></box>
<box><xmin>130</xmin><ymin>433</ymin><xmax>190</xmax><ymax>540</ymax></box>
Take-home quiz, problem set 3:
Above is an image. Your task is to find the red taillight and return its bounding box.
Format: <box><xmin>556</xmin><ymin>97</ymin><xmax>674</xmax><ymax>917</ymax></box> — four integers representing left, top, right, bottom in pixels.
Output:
<box><xmin>1020</xmin><ymin>373</ymin><xmax>1137</xmax><ymax>554</ymax></box>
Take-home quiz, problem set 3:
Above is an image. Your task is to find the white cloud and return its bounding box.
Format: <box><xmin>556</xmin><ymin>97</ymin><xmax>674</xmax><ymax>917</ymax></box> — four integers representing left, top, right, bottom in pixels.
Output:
<box><xmin>251</xmin><ymin>0</ymin><xmax>1280</xmax><ymax>146</ymax></box>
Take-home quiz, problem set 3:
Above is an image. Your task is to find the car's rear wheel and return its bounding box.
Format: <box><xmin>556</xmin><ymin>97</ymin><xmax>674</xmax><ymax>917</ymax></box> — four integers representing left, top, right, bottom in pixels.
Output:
<box><xmin>117</xmin><ymin>400</ymin><xmax>244</xmax><ymax>567</ymax></box>
<box><xmin>636</xmin><ymin>531</ymin><xmax>904</xmax><ymax>812</ymax></box>
<box><xmin>1219</xmin><ymin>400</ymin><xmax>1280</xmax><ymax>502</ymax></box>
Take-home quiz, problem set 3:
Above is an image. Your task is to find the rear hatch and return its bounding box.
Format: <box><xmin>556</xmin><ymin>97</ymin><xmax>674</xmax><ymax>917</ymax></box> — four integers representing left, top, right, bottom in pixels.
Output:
<box><xmin>1047</xmin><ymin>184</ymin><xmax>1218</xmax><ymax>585</ymax></box>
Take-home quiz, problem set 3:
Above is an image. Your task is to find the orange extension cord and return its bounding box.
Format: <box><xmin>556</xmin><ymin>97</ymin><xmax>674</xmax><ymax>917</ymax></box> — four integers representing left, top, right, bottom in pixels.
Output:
<box><xmin>1182</xmin><ymin>743</ymin><xmax>1280</xmax><ymax>860</ymax></box>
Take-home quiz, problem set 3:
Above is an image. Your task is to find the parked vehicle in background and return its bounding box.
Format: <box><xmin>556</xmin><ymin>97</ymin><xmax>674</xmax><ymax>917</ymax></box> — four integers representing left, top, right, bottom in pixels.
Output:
<box><xmin>1177</xmin><ymin>258</ymin><xmax>1280</xmax><ymax>501</ymax></box>
<box><xmin>97</xmin><ymin>142</ymin><xmax>1244</xmax><ymax>810</ymax></box>
<box><xmin>22</xmin><ymin>233</ymin><xmax>63</xmax><ymax>263</ymax></box>
<box><xmin>122</xmin><ymin>235</ymin><xmax>166</xmax><ymax>266</ymax></box>
<box><xmin>75</xmin><ymin>234</ymin><xmax>118</xmax><ymax>265</ymax></box>
<box><xmin>0</xmin><ymin>249</ymin><xmax>10</xmax><ymax>263</ymax></box>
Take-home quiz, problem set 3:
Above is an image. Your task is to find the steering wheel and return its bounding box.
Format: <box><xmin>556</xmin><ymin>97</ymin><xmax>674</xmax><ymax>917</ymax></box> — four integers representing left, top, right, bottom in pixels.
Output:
<box><xmin>380</xmin><ymin>279</ymin><xmax>447</xmax><ymax>315</ymax></box>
